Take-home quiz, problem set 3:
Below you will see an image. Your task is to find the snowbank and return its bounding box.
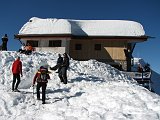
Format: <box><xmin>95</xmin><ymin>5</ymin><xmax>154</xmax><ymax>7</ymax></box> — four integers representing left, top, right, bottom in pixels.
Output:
<box><xmin>0</xmin><ymin>51</ymin><xmax>160</xmax><ymax>120</ymax></box>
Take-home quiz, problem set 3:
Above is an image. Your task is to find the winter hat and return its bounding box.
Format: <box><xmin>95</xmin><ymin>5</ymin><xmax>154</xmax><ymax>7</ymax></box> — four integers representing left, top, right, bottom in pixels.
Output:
<box><xmin>40</xmin><ymin>66</ymin><xmax>44</xmax><ymax>69</ymax></box>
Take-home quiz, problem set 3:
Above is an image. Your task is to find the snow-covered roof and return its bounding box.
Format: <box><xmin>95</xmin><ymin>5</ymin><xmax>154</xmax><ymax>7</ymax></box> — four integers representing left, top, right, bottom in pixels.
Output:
<box><xmin>19</xmin><ymin>17</ymin><xmax>145</xmax><ymax>36</ymax></box>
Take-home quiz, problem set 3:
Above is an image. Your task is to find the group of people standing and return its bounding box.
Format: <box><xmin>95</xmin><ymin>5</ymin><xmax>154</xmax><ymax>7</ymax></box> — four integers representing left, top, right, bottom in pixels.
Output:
<box><xmin>18</xmin><ymin>43</ymin><xmax>34</xmax><ymax>55</ymax></box>
<box><xmin>50</xmin><ymin>53</ymin><xmax>70</xmax><ymax>84</ymax></box>
<box><xmin>0</xmin><ymin>34</ymin><xmax>34</xmax><ymax>55</ymax></box>
<box><xmin>138</xmin><ymin>63</ymin><xmax>151</xmax><ymax>73</ymax></box>
<box><xmin>11</xmin><ymin>53</ymin><xmax>70</xmax><ymax>104</ymax></box>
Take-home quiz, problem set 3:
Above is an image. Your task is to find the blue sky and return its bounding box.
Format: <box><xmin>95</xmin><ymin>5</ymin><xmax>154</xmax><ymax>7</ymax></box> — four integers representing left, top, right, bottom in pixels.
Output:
<box><xmin>0</xmin><ymin>0</ymin><xmax>160</xmax><ymax>73</ymax></box>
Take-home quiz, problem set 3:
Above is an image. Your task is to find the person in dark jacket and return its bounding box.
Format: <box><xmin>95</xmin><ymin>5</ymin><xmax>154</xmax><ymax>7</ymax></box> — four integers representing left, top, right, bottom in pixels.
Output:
<box><xmin>1</xmin><ymin>34</ymin><xmax>8</xmax><ymax>51</ymax></box>
<box><xmin>50</xmin><ymin>54</ymin><xmax>63</xmax><ymax>71</ymax></box>
<box><xmin>57</xmin><ymin>54</ymin><xmax>63</xmax><ymax>65</ymax></box>
<box><xmin>144</xmin><ymin>63</ymin><xmax>151</xmax><ymax>72</ymax></box>
<box><xmin>32</xmin><ymin>66</ymin><xmax>50</xmax><ymax>104</ymax></box>
<box><xmin>56</xmin><ymin>54</ymin><xmax>63</xmax><ymax>73</ymax></box>
<box><xmin>58</xmin><ymin>53</ymin><xmax>69</xmax><ymax>84</ymax></box>
<box><xmin>12</xmin><ymin>56</ymin><xmax>23</xmax><ymax>92</ymax></box>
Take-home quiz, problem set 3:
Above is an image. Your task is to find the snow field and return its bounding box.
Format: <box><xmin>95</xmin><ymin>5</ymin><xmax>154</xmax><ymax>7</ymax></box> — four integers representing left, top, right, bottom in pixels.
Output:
<box><xmin>0</xmin><ymin>51</ymin><xmax>160</xmax><ymax>120</ymax></box>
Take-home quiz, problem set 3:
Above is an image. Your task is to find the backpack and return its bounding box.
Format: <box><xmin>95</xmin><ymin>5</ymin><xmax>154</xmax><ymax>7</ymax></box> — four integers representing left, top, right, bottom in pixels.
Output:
<box><xmin>37</xmin><ymin>68</ymin><xmax>48</xmax><ymax>83</ymax></box>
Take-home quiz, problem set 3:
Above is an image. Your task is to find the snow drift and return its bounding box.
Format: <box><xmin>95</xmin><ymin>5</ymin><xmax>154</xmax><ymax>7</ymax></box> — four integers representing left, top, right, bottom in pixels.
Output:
<box><xmin>0</xmin><ymin>51</ymin><xmax>160</xmax><ymax>120</ymax></box>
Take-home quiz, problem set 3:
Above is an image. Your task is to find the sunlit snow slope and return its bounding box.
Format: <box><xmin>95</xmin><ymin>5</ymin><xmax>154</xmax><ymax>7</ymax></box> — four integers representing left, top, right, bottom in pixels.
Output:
<box><xmin>0</xmin><ymin>51</ymin><xmax>160</xmax><ymax>120</ymax></box>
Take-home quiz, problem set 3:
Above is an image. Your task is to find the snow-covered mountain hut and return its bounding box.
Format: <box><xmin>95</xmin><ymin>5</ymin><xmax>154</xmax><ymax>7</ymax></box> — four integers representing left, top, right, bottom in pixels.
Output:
<box><xmin>14</xmin><ymin>17</ymin><xmax>148</xmax><ymax>71</ymax></box>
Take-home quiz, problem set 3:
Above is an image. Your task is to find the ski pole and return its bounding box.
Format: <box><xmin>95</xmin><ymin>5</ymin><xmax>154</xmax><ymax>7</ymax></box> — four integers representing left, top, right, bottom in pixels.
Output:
<box><xmin>32</xmin><ymin>85</ymin><xmax>35</xmax><ymax>96</ymax></box>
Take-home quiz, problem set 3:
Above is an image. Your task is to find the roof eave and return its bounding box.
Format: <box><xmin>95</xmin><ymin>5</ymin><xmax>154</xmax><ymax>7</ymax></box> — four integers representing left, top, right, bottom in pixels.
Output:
<box><xmin>14</xmin><ymin>34</ymin><xmax>72</xmax><ymax>39</ymax></box>
<box><xmin>14</xmin><ymin>34</ymin><xmax>150</xmax><ymax>42</ymax></box>
<box><xmin>72</xmin><ymin>35</ymin><xmax>149</xmax><ymax>39</ymax></box>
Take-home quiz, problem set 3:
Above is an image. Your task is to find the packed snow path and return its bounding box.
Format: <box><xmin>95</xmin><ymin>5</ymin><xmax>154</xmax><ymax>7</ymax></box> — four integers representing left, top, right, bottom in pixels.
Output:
<box><xmin>0</xmin><ymin>51</ymin><xmax>160</xmax><ymax>120</ymax></box>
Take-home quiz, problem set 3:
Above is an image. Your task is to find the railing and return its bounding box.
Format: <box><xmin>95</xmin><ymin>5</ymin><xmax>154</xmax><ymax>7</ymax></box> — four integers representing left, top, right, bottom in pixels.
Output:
<box><xmin>133</xmin><ymin>72</ymin><xmax>151</xmax><ymax>79</ymax></box>
<box><xmin>125</xmin><ymin>71</ymin><xmax>152</xmax><ymax>91</ymax></box>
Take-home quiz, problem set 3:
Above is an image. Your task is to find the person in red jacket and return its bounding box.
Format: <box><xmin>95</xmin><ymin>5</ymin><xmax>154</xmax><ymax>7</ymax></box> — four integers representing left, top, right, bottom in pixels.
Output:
<box><xmin>32</xmin><ymin>66</ymin><xmax>50</xmax><ymax>104</ymax></box>
<box><xmin>12</xmin><ymin>56</ymin><xmax>23</xmax><ymax>92</ymax></box>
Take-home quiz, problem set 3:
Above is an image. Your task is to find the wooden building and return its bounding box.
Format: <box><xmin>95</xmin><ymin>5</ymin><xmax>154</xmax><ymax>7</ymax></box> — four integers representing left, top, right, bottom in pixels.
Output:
<box><xmin>14</xmin><ymin>17</ymin><xmax>149</xmax><ymax>71</ymax></box>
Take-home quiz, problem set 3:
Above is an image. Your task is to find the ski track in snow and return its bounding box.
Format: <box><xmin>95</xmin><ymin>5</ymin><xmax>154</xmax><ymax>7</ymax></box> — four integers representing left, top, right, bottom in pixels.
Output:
<box><xmin>0</xmin><ymin>51</ymin><xmax>160</xmax><ymax>120</ymax></box>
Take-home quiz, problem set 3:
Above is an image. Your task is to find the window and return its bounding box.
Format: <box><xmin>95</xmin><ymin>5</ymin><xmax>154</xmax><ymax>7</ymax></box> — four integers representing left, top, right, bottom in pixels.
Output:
<box><xmin>27</xmin><ymin>41</ymin><xmax>38</xmax><ymax>47</ymax></box>
<box><xmin>49</xmin><ymin>40</ymin><xmax>61</xmax><ymax>47</ymax></box>
<box><xmin>95</xmin><ymin>44</ymin><xmax>101</xmax><ymax>50</ymax></box>
<box><xmin>75</xmin><ymin>44</ymin><xmax>82</xmax><ymax>50</ymax></box>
